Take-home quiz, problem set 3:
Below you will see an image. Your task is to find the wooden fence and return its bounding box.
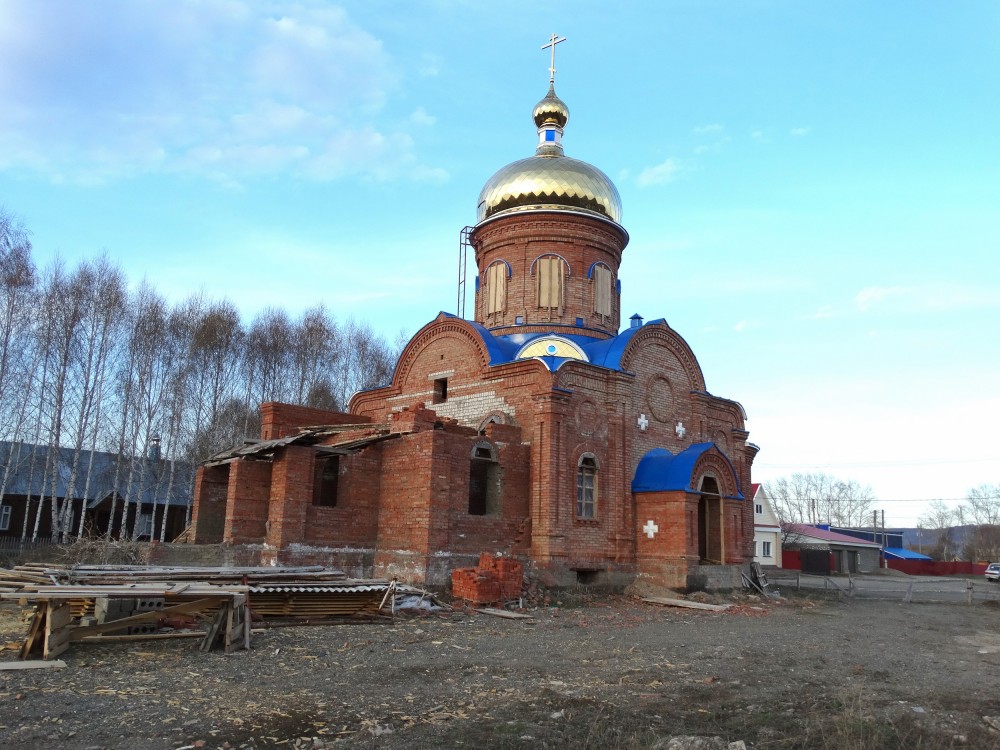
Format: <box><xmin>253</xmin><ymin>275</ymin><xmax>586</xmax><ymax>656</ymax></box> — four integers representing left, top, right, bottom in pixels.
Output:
<box><xmin>767</xmin><ymin>571</ymin><xmax>999</xmax><ymax>605</ymax></box>
<box><xmin>0</xmin><ymin>537</ymin><xmax>65</xmax><ymax>555</ymax></box>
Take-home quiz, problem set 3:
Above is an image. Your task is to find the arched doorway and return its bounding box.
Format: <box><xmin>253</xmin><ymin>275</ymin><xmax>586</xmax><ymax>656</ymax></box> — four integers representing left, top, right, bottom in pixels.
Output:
<box><xmin>698</xmin><ymin>476</ymin><xmax>722</xmax><ymax>563</ymax></box>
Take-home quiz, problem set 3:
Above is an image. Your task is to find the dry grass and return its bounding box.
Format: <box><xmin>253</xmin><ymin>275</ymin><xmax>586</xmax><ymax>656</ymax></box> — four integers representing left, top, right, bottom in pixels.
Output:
<box><xmin>10</xmin><ymin>537</ymin><xmax>151</xmax><ymax>567</ymax></box>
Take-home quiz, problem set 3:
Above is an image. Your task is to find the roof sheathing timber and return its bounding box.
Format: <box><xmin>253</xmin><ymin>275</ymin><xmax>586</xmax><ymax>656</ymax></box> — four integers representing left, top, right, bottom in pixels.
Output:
<box><xmin>202</xmin><ymin>423</ymin><xmax>400</xmax><ymax>467</ymax></box>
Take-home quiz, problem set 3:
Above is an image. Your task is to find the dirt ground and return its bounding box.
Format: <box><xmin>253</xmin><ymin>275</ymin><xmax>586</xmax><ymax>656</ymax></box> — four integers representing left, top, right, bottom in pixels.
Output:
<box><xmin>1</xmin><ymin>590</ymin><xmax>999</xmax><ymax>750</ymax></box>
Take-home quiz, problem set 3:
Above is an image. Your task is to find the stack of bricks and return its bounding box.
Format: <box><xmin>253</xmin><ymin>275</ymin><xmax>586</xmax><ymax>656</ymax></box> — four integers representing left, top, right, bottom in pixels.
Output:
<box><xmin>451</xmin><ymin>554</ymin><xmax>523</xmax><ymax>604</ymax></box>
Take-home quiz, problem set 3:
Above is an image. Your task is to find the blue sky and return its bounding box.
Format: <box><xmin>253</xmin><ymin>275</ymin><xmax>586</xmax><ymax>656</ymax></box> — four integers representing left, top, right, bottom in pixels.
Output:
<box><xmin>2</xmin><ymin>1</ymin><xmax>998</xmax><ymax>525</ymax></box>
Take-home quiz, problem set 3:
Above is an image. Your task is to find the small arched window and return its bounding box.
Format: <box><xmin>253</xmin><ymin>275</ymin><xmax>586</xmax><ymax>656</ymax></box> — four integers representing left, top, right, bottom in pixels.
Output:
<box><xmin>576</xmin><ymin>454</ymin><xmax>598</xmax><ymax>519</ymax></box>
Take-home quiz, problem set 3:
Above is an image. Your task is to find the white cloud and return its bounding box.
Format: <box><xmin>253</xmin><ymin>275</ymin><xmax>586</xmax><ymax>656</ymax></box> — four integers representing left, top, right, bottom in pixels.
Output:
<box><xmin>409</xmin><ymin>107</ymin><xmax>437</xmax><ymax>127</ymax></box>
<box><xmin>855</xmin><ymin>283</ymin><xmax>999</xmax><ymax>314</ymax></box>
<box><xmin>0</xmin><ymin>1</ymin><xmax>443</xmax><ymax>185</ymax></box>
<box><xmin>637</xmin><ymin>157</ymin><xmax>681</xmax><ymax>188</ymax></box>
<box><xmin>790</xmin><ymin>127</ymin><xmax>810</xmax><ymax>136</ymax></box>
<box><xmin>751</xmin><ymin>130</ymin><xmax>769</xmax><ymax>143</ymax></box>
<box><xmin>693</xmin><ymin>123</ymin><xmax>724</xmax><ymax>134</ymax></box>
<box><xmin>855</xmin><ymin>286</ymin><xmax>907</xmax><ymax>312</ymax></box>
<box><xmin>418</xmin><ymin>53</ymin><xmax>442</xmax><ymax>77</ymax></box>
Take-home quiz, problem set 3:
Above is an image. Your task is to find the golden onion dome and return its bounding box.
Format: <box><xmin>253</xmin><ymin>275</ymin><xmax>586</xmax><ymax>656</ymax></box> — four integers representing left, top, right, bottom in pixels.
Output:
<box><xmin>532</xmin><ymin>84</ymin><xmax>569</xmax><ymax>128</ymax></box>
<box><xmin>477</xmin><ymin>85</ymin><xmax>622</xmax><ymax>225</ymax></box>
<box><xmin>477</xmin><ymin>156</ymin><xmax>622</xmax><ymax>224</ymax></box>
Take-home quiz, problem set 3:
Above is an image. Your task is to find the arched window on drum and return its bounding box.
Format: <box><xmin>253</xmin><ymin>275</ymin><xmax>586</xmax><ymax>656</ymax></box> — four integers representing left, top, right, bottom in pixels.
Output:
<box><xmin>484</xmin><ymin>260</ymin><xmax>510</xmax><ymax>317</ymax></box>
<box><xmin>589</xmin><ymin>262</ymin><xmax>615</xmax><ymax>319</ymax></box>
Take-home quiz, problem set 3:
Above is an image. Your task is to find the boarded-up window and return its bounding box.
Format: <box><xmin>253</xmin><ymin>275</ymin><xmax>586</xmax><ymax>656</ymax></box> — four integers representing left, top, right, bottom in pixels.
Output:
<box><xmin>535</xmin><ymin>256</ymin><xmax>565</xmax><ymax>311</ymax></box>
<box><xmin>486</xmin><ymin>262</ymin><xmax>507</xmax><ymax>314</ymax></box>
<box><xmin>593</xmin><ymin>265</ymin><xmax>613</xmax><ymax>317</ymax></box>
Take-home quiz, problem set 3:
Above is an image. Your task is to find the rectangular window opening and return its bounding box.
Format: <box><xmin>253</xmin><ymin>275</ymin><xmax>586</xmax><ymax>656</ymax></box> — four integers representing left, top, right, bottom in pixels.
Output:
<box><xmin>576</xmin><ymin>570</ymin><xmax>600</xmax><ymax>585</ymax></box>
<box><xmin>433</xmin><ymin>378</ymin><xmax>448</xmax><ymax>404</ymax></box>
<box><xmin>762</xmin><ymin>541</ymin><xmax>772</xmax><ymax>558</ymax></box>
<box><xmin>469</xmin><ymin>459</ymin><xmax>501</xmax><ymax>516</ymax></box>
<box><xmin>0</xmin><ymin>504</ymin><xmax>11</xmax><ymax>531</ymax></box>
<box><xmin>313</xmin><ymin>456</ymin><xmax>341</xmax><ymax>507</ymax></box>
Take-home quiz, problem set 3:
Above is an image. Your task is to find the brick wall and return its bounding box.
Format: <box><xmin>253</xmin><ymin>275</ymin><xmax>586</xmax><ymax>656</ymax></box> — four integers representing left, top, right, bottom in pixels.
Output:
<box><xmin>266</xmin><ymin>445</ymin><xmax>313</xmax><ymax>548</ymax></box>
<box><xmin>223</xmin><ymin>460</ymin><xmax>271</xmax><ymax>544</ymax></box>
<box><xmin>375</xmin><ymin>430</ymin><xmax>436</xmax><ymax>555</ymax></box>
<box><xmin>303</xmin><ymin>449</ymin><xmax>381</xmax><ymax>548</ymax></box>
<box><xmin>190</xmin><ymin>465</ymin><xmax>229</xmax><ymax>543</ymax></box>
<box><xmin>261</xmin><ymin>402</ymin><xmax>371</xmax><ymax>440</ymax></box>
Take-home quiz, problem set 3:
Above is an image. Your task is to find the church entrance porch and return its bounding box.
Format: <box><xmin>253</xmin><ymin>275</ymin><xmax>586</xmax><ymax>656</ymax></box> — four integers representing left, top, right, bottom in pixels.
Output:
<box><xmin>632</xmin><ymin>444</ymin><xmax>748</xmax><ymax>590</ymax></box>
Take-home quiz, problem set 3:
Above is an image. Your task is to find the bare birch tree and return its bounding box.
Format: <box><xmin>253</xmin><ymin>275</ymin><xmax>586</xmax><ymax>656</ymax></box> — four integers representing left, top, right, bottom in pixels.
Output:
<box><xmin>765</xmin><ymin>472</ymin><xmax>876</xmax><ymax>528</ymax></box>
<box><xmin>961</xmin><ymin>484</ymin><xmax>1000</xmax><ymax>562</ymax></box>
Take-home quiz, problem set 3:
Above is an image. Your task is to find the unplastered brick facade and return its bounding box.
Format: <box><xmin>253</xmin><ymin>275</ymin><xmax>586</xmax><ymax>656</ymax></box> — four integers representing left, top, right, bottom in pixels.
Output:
<box><xmin>189</xmin><ymin>82</ymin><xmax>758</xmax><ymax>591</ymax></box>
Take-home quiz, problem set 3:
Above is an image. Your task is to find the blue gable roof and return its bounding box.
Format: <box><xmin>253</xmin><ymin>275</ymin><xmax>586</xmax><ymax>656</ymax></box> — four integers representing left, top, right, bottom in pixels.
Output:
<box><xmin>884</xmin><ymin>547</ymin><xmax>933</xmax><ymax>561</ymax></box>
<box><xmin>631</xmin><ymin>443</ymin><xmax>744</xmax><ymax>499</ymax></box>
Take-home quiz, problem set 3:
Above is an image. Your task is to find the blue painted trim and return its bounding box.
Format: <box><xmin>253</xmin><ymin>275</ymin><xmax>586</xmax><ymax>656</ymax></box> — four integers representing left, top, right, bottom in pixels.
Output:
<box><xmin>474</xmin><ymin>275</ymin><xmax>480</xmax><ymax>291</ymax></box>
<box><xmin>486</xmin><ymin>259</ymin><xmax>513</xmax><ymax>278</ymax></box>
<box><xmin>586</xmin><ymin>261</ymin><xmax>612</xmax><ymax>279</ymax></box>
<box><xmin>488</xmin><ymin>322</ymin><xmax>615</xmax><ymax>337</ymax></box>
<box><xmin>529</xmin><ymin>253</ymin><xmax>572</xmax><ymax>276</ymax></box>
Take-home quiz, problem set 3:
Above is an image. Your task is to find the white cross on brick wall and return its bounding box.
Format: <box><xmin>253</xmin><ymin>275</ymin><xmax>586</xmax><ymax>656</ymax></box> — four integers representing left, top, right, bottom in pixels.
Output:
<box><xmin>637</xmin><ymin>413</ymin><xmax>649</xmax><ymax>431</ymax></box>
<box><xmin>642</xmin><ymin>519</ymin><xmax>659</xmax><ymax>539</ymax></box>
<box><xmin>675</xmin><ymin>421</ymin><xmax>686</xmax><ymax>439</ymax></box>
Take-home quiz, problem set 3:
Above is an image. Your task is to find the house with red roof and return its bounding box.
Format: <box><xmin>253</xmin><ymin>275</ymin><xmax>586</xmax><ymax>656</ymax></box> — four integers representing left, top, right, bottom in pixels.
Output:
<box><xmin>782</xmin><ymin>523</ymin><xmax>882</xmax><ymax>575</ymax></box>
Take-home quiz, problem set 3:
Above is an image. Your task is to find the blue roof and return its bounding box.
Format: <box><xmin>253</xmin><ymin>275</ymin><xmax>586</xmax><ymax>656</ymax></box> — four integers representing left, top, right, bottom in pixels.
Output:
<box><xmin>481</xmin><ymin>323</ymin><xmax>651</xmax><ymax>372</ymax></box>
<box><xmin>884</xmin><ymin>547</ymin><xmax>933</xmax><ymax>560</ymax></box>
<box><xmin>398</xmin><ymin>314</ymin><xmax>668</xmax><ymax>375</ymax></box>
<box><xmin>0</xmin><ymin>441</ymin><xmax>193</xmax><ymax>507</ymax></box>
<box><xmin>631</xmin><ymin>443</ymin><xmax>744</xmax><ymax>499</ymax></box>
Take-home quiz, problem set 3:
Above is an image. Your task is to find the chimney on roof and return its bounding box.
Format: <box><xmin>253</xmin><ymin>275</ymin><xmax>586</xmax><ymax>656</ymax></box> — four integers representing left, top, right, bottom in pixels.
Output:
<box><xmin>630</xmin><ymin>313</ymin><xmax>643</xmax><ymax>329</ymax></box>
<box><xmin>147</xmin><ymin>435</ymin><xmax>162</xmax><ymax>462</ymax></box>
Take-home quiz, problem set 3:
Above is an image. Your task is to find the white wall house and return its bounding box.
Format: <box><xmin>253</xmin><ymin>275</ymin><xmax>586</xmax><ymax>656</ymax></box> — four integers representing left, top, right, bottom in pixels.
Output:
<box><xmin>752</xmin><ymin>483</ymin><xmax>782</xmax><ymax>567</ymax></box>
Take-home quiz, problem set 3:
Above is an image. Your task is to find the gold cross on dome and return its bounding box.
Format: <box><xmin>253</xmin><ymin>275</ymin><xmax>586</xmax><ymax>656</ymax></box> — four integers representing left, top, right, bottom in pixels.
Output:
<box><xmin>541</xmin><ymin>33</ymin><xmax>567</xmax><ymax>83</ymax></box>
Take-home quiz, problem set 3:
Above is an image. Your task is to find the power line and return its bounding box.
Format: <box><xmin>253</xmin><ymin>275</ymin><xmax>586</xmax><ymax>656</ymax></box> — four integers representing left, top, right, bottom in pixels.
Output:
<box><xmin>765</xmin><ymin>495</ymin><xmax>1000</xmax><ymax>503</ymax></box>
<box><xmin>757</xmin><ymin>457</ymin><xmax>999</xmax><ymax>469</ymax></box>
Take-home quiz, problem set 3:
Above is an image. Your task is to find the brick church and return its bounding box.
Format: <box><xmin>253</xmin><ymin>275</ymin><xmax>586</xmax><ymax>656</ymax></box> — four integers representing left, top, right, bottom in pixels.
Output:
<box><xmin>190</xmin><ymin>69</ymin><xmax>758</xmax><ymax>590</ymax></box>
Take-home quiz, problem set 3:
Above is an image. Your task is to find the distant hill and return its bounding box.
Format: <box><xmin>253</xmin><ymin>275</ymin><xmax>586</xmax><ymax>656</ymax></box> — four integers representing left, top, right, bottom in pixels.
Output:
<box><xmin>895</xmin><ymin>525</ymin><xmax>975</xmax><ymax>553</ymax></box>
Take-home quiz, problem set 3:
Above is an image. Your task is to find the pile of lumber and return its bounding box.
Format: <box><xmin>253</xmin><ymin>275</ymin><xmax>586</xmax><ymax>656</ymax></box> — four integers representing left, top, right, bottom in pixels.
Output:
<box><xmin>0</xmin><ymin>563</ymin><xmax>414</xmax><ymax>661</ymax></box>
<box><xmin>0</xmin><ymin>564</ymin><xmax>61</xmax><ymax>592</ymax></box>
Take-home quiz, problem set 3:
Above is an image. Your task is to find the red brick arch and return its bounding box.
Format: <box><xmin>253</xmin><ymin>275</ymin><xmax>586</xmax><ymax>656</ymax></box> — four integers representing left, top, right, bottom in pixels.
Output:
<box><xmin>692</xmin><ymin>449</ymin><xmax>741</xmax><ymax>499</ymax></box>
<box><xmin>392</xmin><ymin>316</ymin><xmax>492</xmax><ymax>387</ymax></box>
<box><xmin>620</xmin><ymin>324</ymin><xmax>706</xmax><ymax>393</ymax></box>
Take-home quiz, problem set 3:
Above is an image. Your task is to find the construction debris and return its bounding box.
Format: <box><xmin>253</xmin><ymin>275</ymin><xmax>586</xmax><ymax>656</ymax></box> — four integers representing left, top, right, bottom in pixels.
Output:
<box><xmin>474</xmin><ymin>607</ymin><xmax>534</xmax><ymax>620</ymax></box>
<box><xmin>451</xmin><ymin>554</ymin><xmax>523</xmax><ymax>605</ymax></box>
<box><xmin>641</xmin><ymin>596</ymin><xmax>733</xmax><ymax>612</ymax></box>
<box><xmin>0</xmin><ymin>658</ymin><xmax>67</xmax><ymax>670</ymax></box>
